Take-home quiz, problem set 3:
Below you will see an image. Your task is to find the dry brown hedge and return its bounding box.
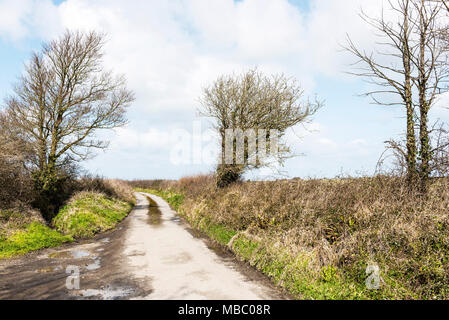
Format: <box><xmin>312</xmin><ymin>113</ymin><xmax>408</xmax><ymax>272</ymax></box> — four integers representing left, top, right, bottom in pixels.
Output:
<box><xmin>133</xmin><ymin>174</ymin><xmax>449</xmax><ymax>299</ymax></box>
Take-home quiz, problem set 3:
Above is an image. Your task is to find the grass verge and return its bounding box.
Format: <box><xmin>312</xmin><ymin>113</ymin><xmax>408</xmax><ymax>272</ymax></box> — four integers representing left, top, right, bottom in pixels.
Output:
<box><xmin>230</xmin><ymin>233</ymin><xmax>383</xmax><ymax>300</ymax></box>
<box><xmin>1</xmin><ymin>181</ymin><xmax>135</xmax><ymax>259</ymax></box>
<box><xmin>0</xmin><ymin>222</ymin><xmax>73</xmax><ymax>259</ymax></box>
<box><xmin>53</xmin><ymin>192</ymin><xmax>133</xmax><ymax>239</ymax></box>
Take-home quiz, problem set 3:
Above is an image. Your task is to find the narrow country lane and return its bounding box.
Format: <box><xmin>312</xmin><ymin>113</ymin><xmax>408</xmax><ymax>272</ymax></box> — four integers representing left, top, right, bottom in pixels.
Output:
<box><xmin>0</xmin><ymin>193</ymin><xmax>286</xmax><ymax>300</ymax></box>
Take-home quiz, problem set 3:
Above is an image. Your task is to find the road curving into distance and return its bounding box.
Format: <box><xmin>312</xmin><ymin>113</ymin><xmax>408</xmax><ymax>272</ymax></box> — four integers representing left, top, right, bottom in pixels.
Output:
<box><xmin>0</xmin><ymin>193</ymin><xmax>286</xmax><ymax>300</ymax></box>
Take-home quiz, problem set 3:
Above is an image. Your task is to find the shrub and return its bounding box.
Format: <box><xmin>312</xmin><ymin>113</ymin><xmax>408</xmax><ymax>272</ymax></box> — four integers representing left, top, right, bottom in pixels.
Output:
<box><xmin>78</xmin><ymin>177</ymin><xmax>135</xmax><ymax>204</ymax></box>
<box><xmin>0</xmin><ymin>207</ymin><xmax>45</xmax><ymax>237</ymax></box>
<box><xmin>0</xmin><ymin>113</ymin><xmax>34</xmax><ymax>210</ymax></box>
<box><xmin>128</xmin><ymin>179</ymin><xmax>177</xmax><ymax>191</ymax></box>
<box><xmin>32</xmin><ymin>168</ymin><xmax>80</xmax><ymax>222</ymax></box>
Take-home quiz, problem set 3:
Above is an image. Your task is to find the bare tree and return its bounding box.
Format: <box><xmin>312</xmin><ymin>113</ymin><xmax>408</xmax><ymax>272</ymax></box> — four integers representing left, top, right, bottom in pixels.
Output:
<box><xmin>346</xmin><ymin>0</ymin><xmax>418</xmax><ymax>183</ymax></box>
<box><xmin>4</xmin><ymin>30</ymin><xmax>134</xmax><ymax>218</ymax></box>
<box><xmin>413</xmin><ymin>0</ymin><xmax>449</xmax><ymax>191</ymax></box>
<box><xmin>199</xmin><ymin>69</ymin><xmax>321</xmax><ymax>187</ymax></box>
<box><xmin>346</xmin><ymin>0</ymin><xmax>449</xmax><ymax>192</ymax></box>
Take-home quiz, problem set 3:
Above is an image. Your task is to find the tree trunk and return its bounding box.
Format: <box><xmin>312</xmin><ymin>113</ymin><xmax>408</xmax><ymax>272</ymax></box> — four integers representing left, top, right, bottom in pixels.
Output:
<box><xmin>419</xmin><ymin>102</ymin><xmax>431</xmax><ymax>193</ymax></box>
<box><xmin>418</xmin><ymin>0</ymin><xmax>431</xmax><ymax>194</ymax></box>
<box><xmin>403</xmin><ymin>2</ymin><xmax>418</xmax><ymax>185</ymax></box>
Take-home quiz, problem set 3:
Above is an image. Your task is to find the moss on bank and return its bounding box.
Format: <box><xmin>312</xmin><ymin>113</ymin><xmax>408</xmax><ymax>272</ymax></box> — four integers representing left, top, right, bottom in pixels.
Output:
<box><xmin>53</xmin><ymin>192</ymin><xmax>133</xmax><ymax>239</ymax></box>
<box><xmin>0</xmin><ymin>222</ymin><xmax>73</xmax><ymax>259</ymax></box>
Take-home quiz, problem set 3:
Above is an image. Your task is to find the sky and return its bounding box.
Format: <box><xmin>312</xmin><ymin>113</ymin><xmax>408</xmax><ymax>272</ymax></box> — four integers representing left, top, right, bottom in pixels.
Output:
<box><xmin>1</xmin><ymin>0</ymin><xmax>449</xmax><ymax>180</ymax></box>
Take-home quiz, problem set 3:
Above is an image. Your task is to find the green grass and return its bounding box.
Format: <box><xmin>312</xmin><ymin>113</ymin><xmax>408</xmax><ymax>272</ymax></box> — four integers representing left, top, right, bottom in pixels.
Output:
<box><xmin>135</xmin><ymin>188</ymin><xmax>184</xmax><ymax>211</ymax></box>
<box><xmin>53</xmin><ymin>192</ymin><xmax>133</xmax><ymax>238</ymax></box>
<box><xmin>0</xmin><ymin>222</ymin><xmax>73</xmax><ymax>259</ymax></box>
<box><xmin>205</xmin><ymin>223</ymin><xmax>237</xmax><ymax>245</ymax></box>
<box><xmin>226</xmin><ymin>234</ymin><xmax>357</xmax><ymax>299</ymax></box>
<box><xmin>231</xmin><ymin>234</ymin><xmax>375</xmax><ymax>300</ymax></box>
<box><xmin>0</xmin><ymin>191</ymin><xmax>133</xmax><ymax>259</ymax></box>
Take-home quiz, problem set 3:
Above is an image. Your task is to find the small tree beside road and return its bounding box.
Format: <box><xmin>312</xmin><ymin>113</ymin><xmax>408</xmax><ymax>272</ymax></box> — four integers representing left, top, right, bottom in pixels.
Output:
<box><xmin>199</xmin><ymin>69</ymin><xmax>321</xmax><ymax>188</ymax></box>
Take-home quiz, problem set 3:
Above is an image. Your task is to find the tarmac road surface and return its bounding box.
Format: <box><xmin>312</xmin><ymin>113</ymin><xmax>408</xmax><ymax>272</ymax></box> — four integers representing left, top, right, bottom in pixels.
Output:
<box><xmin>0</xmin><ymin>193</ymin><xmax>287</xmax><ymax>300</ymax></box>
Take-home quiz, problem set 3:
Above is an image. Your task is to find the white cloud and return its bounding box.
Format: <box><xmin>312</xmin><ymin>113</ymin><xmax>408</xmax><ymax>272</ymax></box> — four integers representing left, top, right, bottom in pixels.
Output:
<box><xmin>111</xmin><ymin>127</ymin><xmax>172</xmax><ymax>152</ymax></box>
<box><xmin>51</xmin><ymin>0</ymin><xmax>387</xmax><ymax>116</ymax></box>
<box><xmin>0</xmin><ymin>0</ymin><xmax>402</xmax><ymax>179</ymax></box>
<box><xmin>0</xmin><ymin>0</ymin><xmax>33</xmax><ymax>40</ymax></box>
<box><xmin>0</xmin><ymin>0</ymin><xmax>61</xmax><ymax>41</ymax></box>
<box><xmin>0</xmin><ymin>0</ymin><xmax>390</xmax><ymax>113</ymax></box>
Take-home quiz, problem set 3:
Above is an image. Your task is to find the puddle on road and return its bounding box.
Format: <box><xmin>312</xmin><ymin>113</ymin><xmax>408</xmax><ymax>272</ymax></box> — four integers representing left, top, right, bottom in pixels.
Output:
<box><xmin>34</xmin><ymin>265</ymin><xmax>63</xmax><ymax>273</ymax></box>
<box><xmin>48</xmin><ymin>250</ymin><xmax>91</xmax><ymax>259</ymax></box>
<box><xmin>85</xmin><ymin>259</ymin><xmax>101</xmax><ymax>271</ymax></box>
<box><xmin>48</xmin><ymin>251</ymin><xmax>73</xmax><ymax>259</ymax></box>
<box><xmin>72</xmin><ymin>250</ymin><xmax>90</xmax><ymax>259</ymax></box>
<box><xmin>77</xmin><ymin>286</ymin><xmax>134</xmax><ymax>300</ymax></box>
<box><xmin>146</xmin><ymin>196</ymin><xmax>162</xmax><ymax>227</ymax></box>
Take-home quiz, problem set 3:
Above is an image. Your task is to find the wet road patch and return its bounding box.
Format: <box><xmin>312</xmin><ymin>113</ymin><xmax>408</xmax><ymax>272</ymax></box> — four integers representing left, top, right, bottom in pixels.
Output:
<box><xmin>77</xmin><ymin>286</ymin><xmax>135</xmax><ymax>300</ymax></box>
<box><xmin>48</xmin><ymin>251</ymin><xmax>73</xmax><ymax>259</ymax></box>
<box><xmin>146</xmin><ymin>196</ymin><xmax>162</xmax><ymax>226</ymax></box>
<box><xmin>0</xmin><ymin>196</ymin><xmax>154</xmax><ymax>300</ymax></box>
